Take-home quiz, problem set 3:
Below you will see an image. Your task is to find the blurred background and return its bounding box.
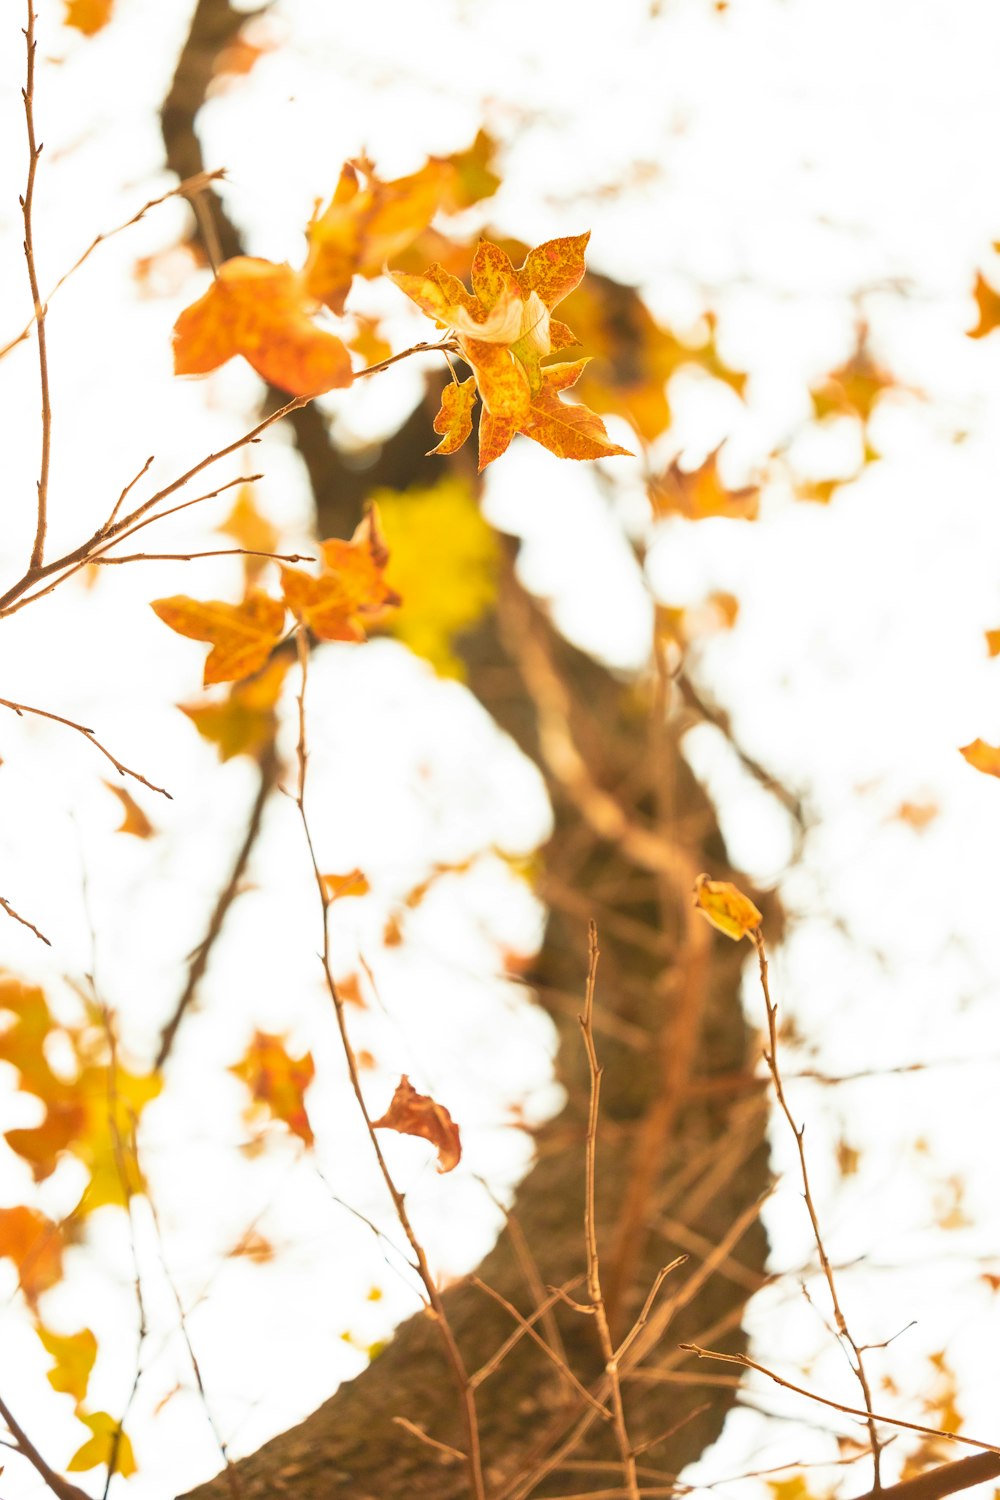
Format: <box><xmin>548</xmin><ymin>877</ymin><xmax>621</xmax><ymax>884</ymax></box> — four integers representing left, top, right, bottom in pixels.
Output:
<box><xmin>2</xmin><ymin>0</ymin><xmax>1000</xmax><ymax>1495</ymax></box>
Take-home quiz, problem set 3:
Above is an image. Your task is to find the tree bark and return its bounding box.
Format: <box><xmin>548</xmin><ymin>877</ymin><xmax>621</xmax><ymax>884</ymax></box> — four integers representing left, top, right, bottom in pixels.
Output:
<box><xmin>165</xmin><ymin>8</ymin><xmax>774</xmax><ymax>1495</ymax></box>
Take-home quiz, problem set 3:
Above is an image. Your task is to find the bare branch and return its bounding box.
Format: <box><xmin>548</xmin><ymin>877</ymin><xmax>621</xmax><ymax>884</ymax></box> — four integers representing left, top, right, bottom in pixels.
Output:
<box><xmin>679</xmin><ymin>1345</ymin><xmax>1000</xmax><ymax>1458</ymax></box>
<box><xmin>751</xmin><ymin>928</ymin><xmax>883</xmax><ymax>1485</ymax></box>
<box><xmin>21</xmin><ymin>2</ymin><xmax>51</xmax><ymax>569</ymax></box>
<box><xmin>0</xmin><ymin>695</ymin><xmax>170</xmax><ymax>796</ymax></box>
<box><xmin>0</xmin><ymin>891</ymin><xmax>50</xmax><ymax>945</ymax></box>
<box><xmin>0</xmin><ymin>1391</ymin><xmax>91</xmax><ymax>1500</ymax></box>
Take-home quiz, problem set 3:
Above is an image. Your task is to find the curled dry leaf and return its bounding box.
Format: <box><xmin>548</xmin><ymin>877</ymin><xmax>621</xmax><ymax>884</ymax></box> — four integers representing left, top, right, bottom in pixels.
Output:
<box><xmin>372</xmin><ymin>1075</ymin><xmax>462</xmax><ymax>1174</ymax></box>
<box><xmin>693</xmin><ymin>873</ymin><xmax>762</xmax><ymax>942</ymax></box>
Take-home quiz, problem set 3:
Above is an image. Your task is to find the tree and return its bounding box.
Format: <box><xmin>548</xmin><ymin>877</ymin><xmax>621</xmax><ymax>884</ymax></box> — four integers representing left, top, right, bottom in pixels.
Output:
<box><xmin>2</xmin><ymin>4</ymin><xmax>1000</xmax><ymax>1500</ymax></box>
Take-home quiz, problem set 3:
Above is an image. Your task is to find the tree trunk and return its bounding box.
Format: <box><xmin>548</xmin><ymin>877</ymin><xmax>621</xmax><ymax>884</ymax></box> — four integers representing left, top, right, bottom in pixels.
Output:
<box><xmin>165</xmin><ymin>9</ymin><xmax>773</xmax><ymax>1495</ymax></box>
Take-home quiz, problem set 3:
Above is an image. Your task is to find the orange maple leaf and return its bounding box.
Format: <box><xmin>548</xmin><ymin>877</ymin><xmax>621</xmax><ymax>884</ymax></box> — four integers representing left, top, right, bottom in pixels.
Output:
<box><xmin>372</xmin><ymin>1075</ymin><xmax>462</xmax><ymax>1174</ymax></box>
<box><xmin>281</xmin><ymin>507</ymin><xmax>399</xmax><ymax>642</ymax></box>
<box><xmin>230</xmin><ymin>1031</ymin><xmax>316</xmax><ymax>1148</ymax></box>
<box><xmin>392</xmin><ymin>236</ymin><xmax>632</xmax><ymax>469</ymax></box>
<box><xmin>151</xmin><ymin>590</ymin><xmax>286</xmax><ymax>686</ymax></box>
<box><xmin>0</xmin><ymin>1206</ymin><xmax>64</xmax><ymax>1305</ymax></box>
<box><xmin>173</xmin><ymin>257</ymin><xmax>353</xmax><ymax>397</ymax></box>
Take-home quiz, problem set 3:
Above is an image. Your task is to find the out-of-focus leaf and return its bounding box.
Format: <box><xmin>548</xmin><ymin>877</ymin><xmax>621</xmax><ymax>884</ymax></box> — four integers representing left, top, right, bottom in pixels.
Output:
<box><xmin>38</xmin><ymin>1324</ymin><xmax>98</xmax><ymax>1404</ymax></box>
<box><xmin>960</xmin><ymin>738</ymin><xmax>1000</xmax><ymax>778</ymax></box>
<box><xmin>650</xmin><ymin>449</ymin><xmax>759</xmax><ymax>522</ymax></box>
<box><xmin>230</xmin><ymin>1032</ymin><xmax>316</xmax><ymax>1148</ymax></box>
<box><xmin>67</xmin><ymin>1411</ymin><xmax>136</xmax><ymax>1476</ymax></box>
<box><xmin>173</xmin><ymin>257</ymin><xmax>353</xmax><ymax>396</ymax></box>
<box><xmin>281</xmin><ymin>507</ymin><xmax>399</xmax><ymax>642</ymax></box>
<box><xmin>0</xmin><ymin>1206</ymin><xmax>64</xmax><ymax>1305</ymax></box>
<box><xmin>375</xmin><ymin>479</ymin><xmax>498</xmax><ymax>678</ymax></box>
<box><xmin>102</xmin><ymin>781</ymin><xmax>154</xmax><ymax>838</ymax></box>
<box><xmin>63</xmin><ymin>0</ymin><xmax>114</xmax><ymax>34</ymax></box>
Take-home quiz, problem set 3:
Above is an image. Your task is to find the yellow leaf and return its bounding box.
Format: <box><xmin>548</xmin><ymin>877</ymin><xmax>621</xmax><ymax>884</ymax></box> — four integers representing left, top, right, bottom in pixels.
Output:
<box><xmin>152</xmin><ymin>591</ymin><xmax>286</xmax><ymax>686</ymax></box>
<box><xmin>37</xmin><ymin>1324</ymin><xmax>98</xmax><ymax>1404</ymax></box>
<box><xmin>182</xmin><ymin>657</ymin><xmax>288</xmax><ymax>763</ymax></box>
<box><xmin>67</xmin><ymin>1411</ymin><xmax>136</xmax><ymax>1476</ymax></box>
<box><xmin>217</xmin><ymin>485</ymin><xmax>280</xmax><ymax>582</ymax></box>
<box><xmin>693</xmin><ymin>874</ymin><xmax>762</xmax><ymax>941</ymax></box>
<box><xmin>959</xmin><ymin>738</ymin><xmax>1000</xmax><ymax>778</ymax></box>
<box><xmin>375</xmin><ymin>479</ymin><xmax>498</xmax><ymax>678</ymax></box>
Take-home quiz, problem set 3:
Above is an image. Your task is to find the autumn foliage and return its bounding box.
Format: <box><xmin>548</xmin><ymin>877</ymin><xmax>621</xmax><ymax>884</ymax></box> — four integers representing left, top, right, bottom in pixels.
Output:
<box><xmin>5</xmin><ymin>3</ymin><xmax>1000</xmax><ymax>1499</ymax></box>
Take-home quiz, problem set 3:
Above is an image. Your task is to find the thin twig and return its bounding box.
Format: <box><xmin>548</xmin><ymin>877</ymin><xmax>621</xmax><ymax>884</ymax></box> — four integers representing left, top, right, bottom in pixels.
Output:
<box><xmin>96</xmin><ymin>997</ymin><xmax>148</xmax><ymax>1499</ymax></box>
<box><xmin>392</xmin><ymin>1416</ymin><xmax>466</xmax><ymax>1464</ymax></box>
<box><xmin>292</xmin><ymin>628</ymin><xmax>486</xmax><ymax>1500</ymax></box>
<box><xmin>156</xmin><ymin>741</ymin><xmax>279</xmax><ymax>1068</ymax></box>
<box><xmin>92</xmin><ymin>547</ymin><xmax>312</xmax><ymax>565</ymax></box>
<box><xmin>353</xmin><ymin>337</ymin><xmax>459</xmax><ymax>378</ymax></box>
<box><xmin>143</xmin><ymin>1175</ymin><xmax>242</xmax><ymax>1499</ymax></box>
<box><xmin>105</xmin><ymin>456</ymin><xmax>155</xmax><ymax>531</ymax></box>
<box><xmin>579</xmin><ymin>922</ymin><xmax>641</xmax><ymax>1500</ymax></box>
<box><xmin>1</xmin><ymin>474</ymin><xmax>263</xmax><ymax>613</ymax></box>
<box><xmin>21</xmin><ymin>2</ymin><xmax>51</xmax><ymax>569</ymax></box>
<box><xmin>0</xmin><ymin>696</ymin><xmax>170</xmax><ymax>797</ymax></box>
<box><xmin>0</xmin><ymin>398</ymin><xmax>307</xmax><ymax>614</ymax></box>
<box><xmin>0</xmin><ymin>892</ymin><xmax>50</xmax><ymax>945</ymax></box>
<box><xmin>0</xmin><ymin>171</ymin><xmax>227</xmax><ymax>364</ymax></box>
<box><xmin>470</xmin><ymin>1275</ymin><xmax>612</xmax><ymax>1419</ymax></box>
<box><xmin>751</xmin><ymin>927</ymin><xmax>883</xmax><ymax>1486</ymax></box>
<box><xmin>679</xmin><ymin>1345</ymin><xmax>1000</xmax><ymax>1457</ymax></box>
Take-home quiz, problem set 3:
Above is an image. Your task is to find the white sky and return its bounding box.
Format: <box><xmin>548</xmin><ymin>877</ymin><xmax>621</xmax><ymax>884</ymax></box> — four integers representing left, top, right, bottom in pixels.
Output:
<box><xmin>2</xmin><ymin>0</ymin><xmax>1000</xmax><ymax>1496</ymax></box>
